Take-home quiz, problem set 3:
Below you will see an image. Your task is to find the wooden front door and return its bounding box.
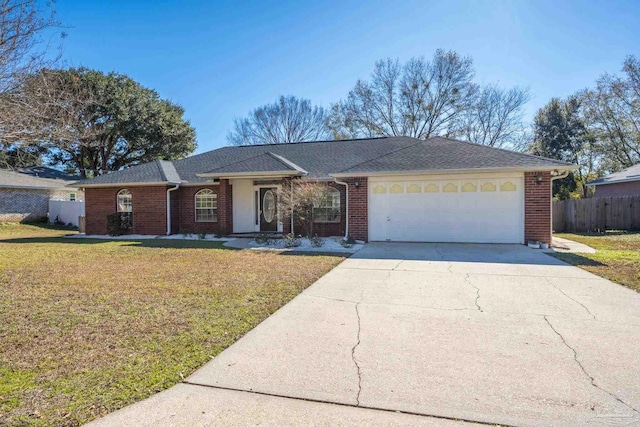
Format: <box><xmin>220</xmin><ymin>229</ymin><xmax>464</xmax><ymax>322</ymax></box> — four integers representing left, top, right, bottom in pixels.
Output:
<box><xmin>259</xmin><ymin>188</ymin><xmax>277</xmax><ymax>232</ymax></box>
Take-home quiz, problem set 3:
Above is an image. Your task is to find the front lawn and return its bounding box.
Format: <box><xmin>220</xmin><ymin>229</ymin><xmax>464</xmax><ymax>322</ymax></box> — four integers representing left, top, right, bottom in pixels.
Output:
<box><xmin>552</xmin><ymin>231</ymin><xmax>640</xmax><ymax>292</ymax></box>
<box><xmin>0</xmin><ymin>224</ymin><xmax>344</xmax><ymax>426</ymax></box>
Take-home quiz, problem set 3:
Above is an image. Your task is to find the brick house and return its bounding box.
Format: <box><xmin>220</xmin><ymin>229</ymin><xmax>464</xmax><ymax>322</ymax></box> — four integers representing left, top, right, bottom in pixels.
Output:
<box><xmin>0</xmin><ymin>167</ymin><xmax>82</xmax><ymax>222</ymax></box>
<box><xmin>587</xmin><ymin>163</ymin><xmax>640</xmax><ymax>197</ymax></box>
<box><xmin>73</xmin><ymin>137</ymin><xmax>573</xmax><ymax>245</ymax></box>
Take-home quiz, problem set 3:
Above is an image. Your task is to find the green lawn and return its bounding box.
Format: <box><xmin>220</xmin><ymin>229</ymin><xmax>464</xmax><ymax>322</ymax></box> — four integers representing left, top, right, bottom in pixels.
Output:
<box><xmin>552</xmin><ymin>231</ymin><xmax>640</xmax><ymax>292</ymax></box>
<box><xmin>0</xmin><ymin>223</ymin><xmax>344</xmax><ymax>426</ymax></box>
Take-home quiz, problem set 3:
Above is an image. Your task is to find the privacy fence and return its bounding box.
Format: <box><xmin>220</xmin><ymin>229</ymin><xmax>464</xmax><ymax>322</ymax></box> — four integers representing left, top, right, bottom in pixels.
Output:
<box><xmin>553</xmin><ymin>196</ymin><xmax>640</xmax><ymax>233</ymax></box>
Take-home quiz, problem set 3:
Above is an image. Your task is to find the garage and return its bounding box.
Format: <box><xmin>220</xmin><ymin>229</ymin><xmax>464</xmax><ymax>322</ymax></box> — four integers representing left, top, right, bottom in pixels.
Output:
<box><xmin>368</xmin><ymin>173</ymin><xmax>525</xmax><ymax>243</ymax></box>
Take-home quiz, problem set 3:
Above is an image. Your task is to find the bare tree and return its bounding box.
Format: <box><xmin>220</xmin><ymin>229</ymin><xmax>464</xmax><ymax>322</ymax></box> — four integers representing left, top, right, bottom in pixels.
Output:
<box><xmin>227</xmin><ymin>95</ymin><xmax>330</xmax><ymax>145</ymax></box>
<box><xmin>582</xmin><ymin>56</ymin><xmax>640</xmax><ymax>170</ymax></box>
<box><xmin>0</xmin><ymin>0</ymin><xmax>60</xmax><ymax>167</ymax></box>
<box><xmin>277</xmin><ymin>179</ymin><xmax>330</xmax><ymax>237</ymax></box>
<box><xmin>459</xmin><ymin>84</ymin><xmax>530</xmax><ymax>148</ymax></box>
<box><xmin>328</xmin><ymin>50</ymin><xmax>478</xmax><ymax>140</ymax></box>
<box><xmin>0</xmin><ymin>68</ymin><xmax>99</xmax><ymax>168</ymax></box>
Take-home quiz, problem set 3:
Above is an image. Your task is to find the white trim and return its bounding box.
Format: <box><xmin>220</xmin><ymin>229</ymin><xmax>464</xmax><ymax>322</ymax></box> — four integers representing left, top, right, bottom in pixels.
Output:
<box><xmin>331</xmin><ymin>165</ymin><xmax>575</xmax><ymax>178</ymax></box>
<box><xmin>194</xmin><ymin>189</ymin><xmax>218</xmax><ymax>223</ymax></box>
<box><xmin>179</xmin><ymin>181</ymin><xmax>219</xmax><ymax>187</ymax></box>
<box><xmin>166</xmin><ymin>184</ymin><xmax>180</xmax><ymax>235</ymax></box>
<box><xmin>253</xmin><ymin>184</ymin><xmax>282</xmax><ymax>232</ymax></box>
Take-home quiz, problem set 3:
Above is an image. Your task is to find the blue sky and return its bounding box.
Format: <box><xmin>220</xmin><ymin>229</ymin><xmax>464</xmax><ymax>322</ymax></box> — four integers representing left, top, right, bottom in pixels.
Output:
<box><xmin>54</xmin><ymin>0</ymin><xmax>640</xmax><ymax>153</ymax></box>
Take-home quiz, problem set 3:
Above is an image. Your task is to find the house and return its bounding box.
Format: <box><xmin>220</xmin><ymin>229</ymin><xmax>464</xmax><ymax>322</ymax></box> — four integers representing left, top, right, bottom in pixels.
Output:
<box><xmin>0</xmin><ymin>166</ymin><xmax>82</xmax><ymax>222</ymax></box>
<box><xmin>73</xmin><ymin>136</ymin><xmax>573</xmax><ymax>244</ymax></box>
<box><xmin>586</xmin><ymin>163</ymin><xmax>640</xmax><ymax>197</ymax></box>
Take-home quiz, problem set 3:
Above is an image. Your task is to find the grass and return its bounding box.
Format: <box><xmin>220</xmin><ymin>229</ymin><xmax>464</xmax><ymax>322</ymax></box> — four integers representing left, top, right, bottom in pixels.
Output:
<box><xmin>0</xmin><ymin>223</ymin><xmax>344</xmax><ymax>426</ymax></box>
<box><xmin>552</xmin><ymin>231</ymin><xmax>640</xmax><ymax>292</ymax></box>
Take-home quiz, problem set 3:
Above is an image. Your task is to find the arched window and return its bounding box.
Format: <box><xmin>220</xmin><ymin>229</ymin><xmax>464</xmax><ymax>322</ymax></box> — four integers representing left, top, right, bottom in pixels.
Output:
<box><xmin>314</xmin><ymin>187</ymin><xmax>340</xmax><ymax>223</ymax></box>
<box><xmin>117</xmin><ymin>189</ymin><xmax>132</xmax><ymax>212</ymax></box>
<box><xmin>195</xmin><ymin>189</ymin><xmax>217</xmax><ymax>222</ymax></box>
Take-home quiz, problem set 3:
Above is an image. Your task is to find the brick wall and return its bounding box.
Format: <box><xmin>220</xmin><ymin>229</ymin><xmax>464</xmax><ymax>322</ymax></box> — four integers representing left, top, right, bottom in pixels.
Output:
<box><xmin>85</xmin><ymin>186</ymin><xmax>167</xmax><ymax>235</ymax></box>
<box><xmin>280</xmin><ymin>179</ymin><xmax>347</xmax><ymax>237</ymax></box>
<box><xmin>177</xmin><ymin>185</ymin><xmax>221</xmax><ymax>235</ymax></box>
<box><xmin>175</xmin><ymin>181</ymin><xmax>232</xmax><ymax>235</ymax></box>
<box><xmin>345</xmin><ymin>177</ymin><xmax>368</xmax><ymax>241</ymax></box>
<box><xmin>524</xmin><ymin>171</ymin><xmax>552</xmax><ymax>244</ymax></box>
<box><xmin>0</xmin><ymin>188</ymin><xmax>78</xmax><ymax>222</ymax></box>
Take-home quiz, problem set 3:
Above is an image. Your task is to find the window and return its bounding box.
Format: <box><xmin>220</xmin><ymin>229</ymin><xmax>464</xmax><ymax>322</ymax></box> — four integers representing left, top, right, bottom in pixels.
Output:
<box><xmin>195</xmin><ymin>189</ymin><xmax>217</xmax><ymax>222</ymax></box>
<box><xmin>117</xmin><ymin>189</ymin><xmax>132</xmax><ymax>212</ymax></box>
<box><xmin>69</xmin><ymin>193</ymin><xmax>76</xmax><ymax>202</ymax></box>
<box><xmin>314</xmin><ymin>188</ymin><xmax>340</xmax><ymax>223</ymax></box>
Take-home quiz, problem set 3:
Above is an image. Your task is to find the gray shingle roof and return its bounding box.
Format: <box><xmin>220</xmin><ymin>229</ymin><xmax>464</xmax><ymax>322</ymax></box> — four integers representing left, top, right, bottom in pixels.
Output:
<box><xmin>74</xmin><ymin>136</ymin><xmax>574</xmax><ymax>187</ymax></box>
<box><xmin>587</xmin><ymin>163</ymin><xmax>640</xmax><ymax>186</ymax></box>
<box><xmin>336</xmin><ymin>137</ymin><xmax>572</xmax><ymax>175</ymax></box>
<box><xmin>202</xmin><ymin>152</ymin><xmax>300</xmax><ymax>175</ymax></box>
<box><xmin>0</xmin><ymin>167</ymin><xmax>80</xmax><ymax>189</ymax></box>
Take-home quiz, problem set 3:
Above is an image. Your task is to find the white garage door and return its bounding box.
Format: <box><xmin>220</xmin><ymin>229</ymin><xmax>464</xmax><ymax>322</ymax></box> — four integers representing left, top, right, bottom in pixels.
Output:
<box><xmin>368</xmin><ymin>174</ymin><xmax>524</xmax><ymax>243</ymax></box>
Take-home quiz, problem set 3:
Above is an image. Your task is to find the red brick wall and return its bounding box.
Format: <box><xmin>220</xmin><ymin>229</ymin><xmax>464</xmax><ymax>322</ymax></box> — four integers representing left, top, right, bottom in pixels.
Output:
<box><xmin>524</xmin><ymin>172</ymin><xmax>552</xmax><ymax>244</ymax></box>
<box><xmin>177</xmin><ymin>185</ymin><xmax>222</xmax><ymax>235</ymax></box>
<box><xmin>345</xmin><ymin>177</ymin><xmax>368</xmax><ymax>241</ymax></box>
<box><xmin>280</xmin><ymin>179</ymin><xmax>348</xmax><ymax>237</ymax></box>
<box><xmin>85</xmin><ymin>186</ymin><xmax>167</xmax><ymax>235</ymax></box>
<box><xmin>595</xmin><ymin>181</ymin><xmax>640</xmax><ymax>197</ymax></box>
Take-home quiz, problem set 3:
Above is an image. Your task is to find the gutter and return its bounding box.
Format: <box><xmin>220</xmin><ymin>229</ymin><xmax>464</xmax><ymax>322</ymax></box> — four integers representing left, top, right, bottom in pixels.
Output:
<box><xmin>166</xmin><ymin>183</ymin><xmax>180</xmax><ymax>235</ymax></box>
<box><xmin>333</xmin><ymin>179</ymin><xmax>349</xmax><ymax>239</ymax></box>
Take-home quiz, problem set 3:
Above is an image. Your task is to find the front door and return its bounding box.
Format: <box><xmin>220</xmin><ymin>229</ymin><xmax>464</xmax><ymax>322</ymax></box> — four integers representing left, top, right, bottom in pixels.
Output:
<box><xmin>259</xmin><ymin>188</ymin><xmax>277</xmax><ymax>232</ymax></box>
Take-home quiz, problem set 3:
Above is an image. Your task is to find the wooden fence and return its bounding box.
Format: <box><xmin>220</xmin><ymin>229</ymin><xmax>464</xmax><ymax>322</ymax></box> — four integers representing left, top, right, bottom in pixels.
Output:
<box><xmin>553</xmin><ymin>196</ymin><xmax>640</xmax><ymax>233</ymax></box>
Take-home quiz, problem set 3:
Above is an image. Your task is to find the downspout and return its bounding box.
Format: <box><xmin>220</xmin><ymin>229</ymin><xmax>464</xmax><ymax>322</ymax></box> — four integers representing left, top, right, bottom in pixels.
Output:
<box><xmin>333</xmin><ymin>179</ymin><xmax>349</xmax><ymax>239</ymax></box>
<box><xmin>166</xmin><ymin>183</ymin><xmax>180</xmax><ymax>235</ymax></box>
<box><xmin>549</xmin><ymin>169</ymin><xmax>570</xmax><ymax>241</ymax></box>
<box><xmin>290</xmin><ymin>179</ymin><xmax>294</xmax><ymax>235</ymax></box>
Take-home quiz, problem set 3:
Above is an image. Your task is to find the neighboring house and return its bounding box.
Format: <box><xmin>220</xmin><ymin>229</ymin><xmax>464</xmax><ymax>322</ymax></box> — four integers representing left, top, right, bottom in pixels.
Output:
<box><xmin>0</xmin><ymin>166</ymin><xmax>83</xmax><ymax>222</ymax></box>
<box><xmin>73</xmin><ymin>136</ymin><xmax>573</xmax><ymax>245</ymax></box>
<box><xmin>586</xmin><ymin>163</ymin><xmax>640</xmax><ymax>197</ymax></box>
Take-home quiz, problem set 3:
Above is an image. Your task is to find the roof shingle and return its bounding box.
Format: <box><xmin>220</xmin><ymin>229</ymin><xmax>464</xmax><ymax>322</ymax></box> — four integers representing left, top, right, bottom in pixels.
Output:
<box><xmin>74</xmin><ymin>136</ymin><xmax>574</xmax><ymax>187</ymax></box>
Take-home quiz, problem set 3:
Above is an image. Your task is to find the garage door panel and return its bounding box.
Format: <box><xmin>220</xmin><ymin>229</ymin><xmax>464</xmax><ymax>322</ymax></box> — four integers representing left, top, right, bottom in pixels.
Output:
<box><xmin>369</xmin><ymin>175</ymin><xmax>524</xmax><ymax>243</ymax></box>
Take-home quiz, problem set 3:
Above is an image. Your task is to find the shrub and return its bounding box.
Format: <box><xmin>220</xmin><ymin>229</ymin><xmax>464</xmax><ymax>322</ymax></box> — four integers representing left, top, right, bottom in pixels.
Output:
<box><xmin>254</xmin><ymin>232</ymin><xmax>273</xmax><ymax>245</ymax></box>
<box><xmin>340</xmin><ymin>235</ymin><xmax>356</xmax><ymax>248</ymax></box>
<box><xmin>283</xmin><ymin>233</ymin><xmax>301</xmax><ymax>248</ymax></box>
<box><xmin>310</xmin><ymin>235</ymin><xmax>324</xmax><ymax>248</ymax></box>
<box><xmin>106</xmin><ymin>213</ymin><xmax>133</xmax><ymax>236</ymax></box>
<box><xmin>198</xmin><ymin>233</ymin><xmax>207</xmax><ymax>240</ymax></box>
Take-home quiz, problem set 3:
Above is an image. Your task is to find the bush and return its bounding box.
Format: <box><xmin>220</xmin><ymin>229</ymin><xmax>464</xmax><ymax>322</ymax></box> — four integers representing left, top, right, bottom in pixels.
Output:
<box><xmin>254</xmin><ymin>232</ymin><xmax>273</xmax><ymax>245</ymax></box>
<box><xmin>106</xmin><ymin>213</ymin><xmax>133</xmax><ymax>236</ymax></box>
<box><xmin>283</xmin><ymin>233</ymin><xmax>301</xmax><ymax>248</ymax></box>
<box><xmin>198</xmin><ymin>233</ymin><xmax>207</xmax><ymax>240</ymax></box>
<box><xmin>310</xmin><ymin>235</ymin><xmax>324</xmax><ymax>248</ymax></box>
<box><xmin>340</xmin><ymin>235</ymin><xmax>356</xmax><ymax>248</ymax></box>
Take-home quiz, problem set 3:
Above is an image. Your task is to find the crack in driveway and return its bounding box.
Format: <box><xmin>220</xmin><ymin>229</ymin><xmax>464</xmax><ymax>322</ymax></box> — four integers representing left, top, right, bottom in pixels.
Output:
<box><xmin>544</xmin><ymin>316</ymin><xmax>639</xmax><ymax>416</ymax></box>
<box><xmin>351</xmin><ymin>301</ymin><xmax>363</xmax><ymax>406</ymax></box>
<box><xmin>546</xmin><ymin>278</ymin><xmax>597</xmax><ymax>320</ymax></box>
<box><xmin>465</xmin><ymin>273</ymin><xmax>483</xmax><ymax>312</ymax></box>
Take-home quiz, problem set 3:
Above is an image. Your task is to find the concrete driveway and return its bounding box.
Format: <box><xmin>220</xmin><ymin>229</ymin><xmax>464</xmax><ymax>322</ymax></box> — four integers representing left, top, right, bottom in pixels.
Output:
<box><xmin>89</xmin><ymin>243</ymin><xmax>640</xmax><ymax>427</ymax></box>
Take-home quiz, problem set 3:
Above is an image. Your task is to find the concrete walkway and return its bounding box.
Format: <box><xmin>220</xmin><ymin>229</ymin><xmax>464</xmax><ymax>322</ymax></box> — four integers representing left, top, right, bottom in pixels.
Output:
<box><xmin>88</xmin><ymin>243</ymin><xmax>640</xmax><ymax>427</ymax></box>
<box><xmin>552</xmin><ymin>236</ymin><xmax>597</xmax><ymax>254</ymax></box>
